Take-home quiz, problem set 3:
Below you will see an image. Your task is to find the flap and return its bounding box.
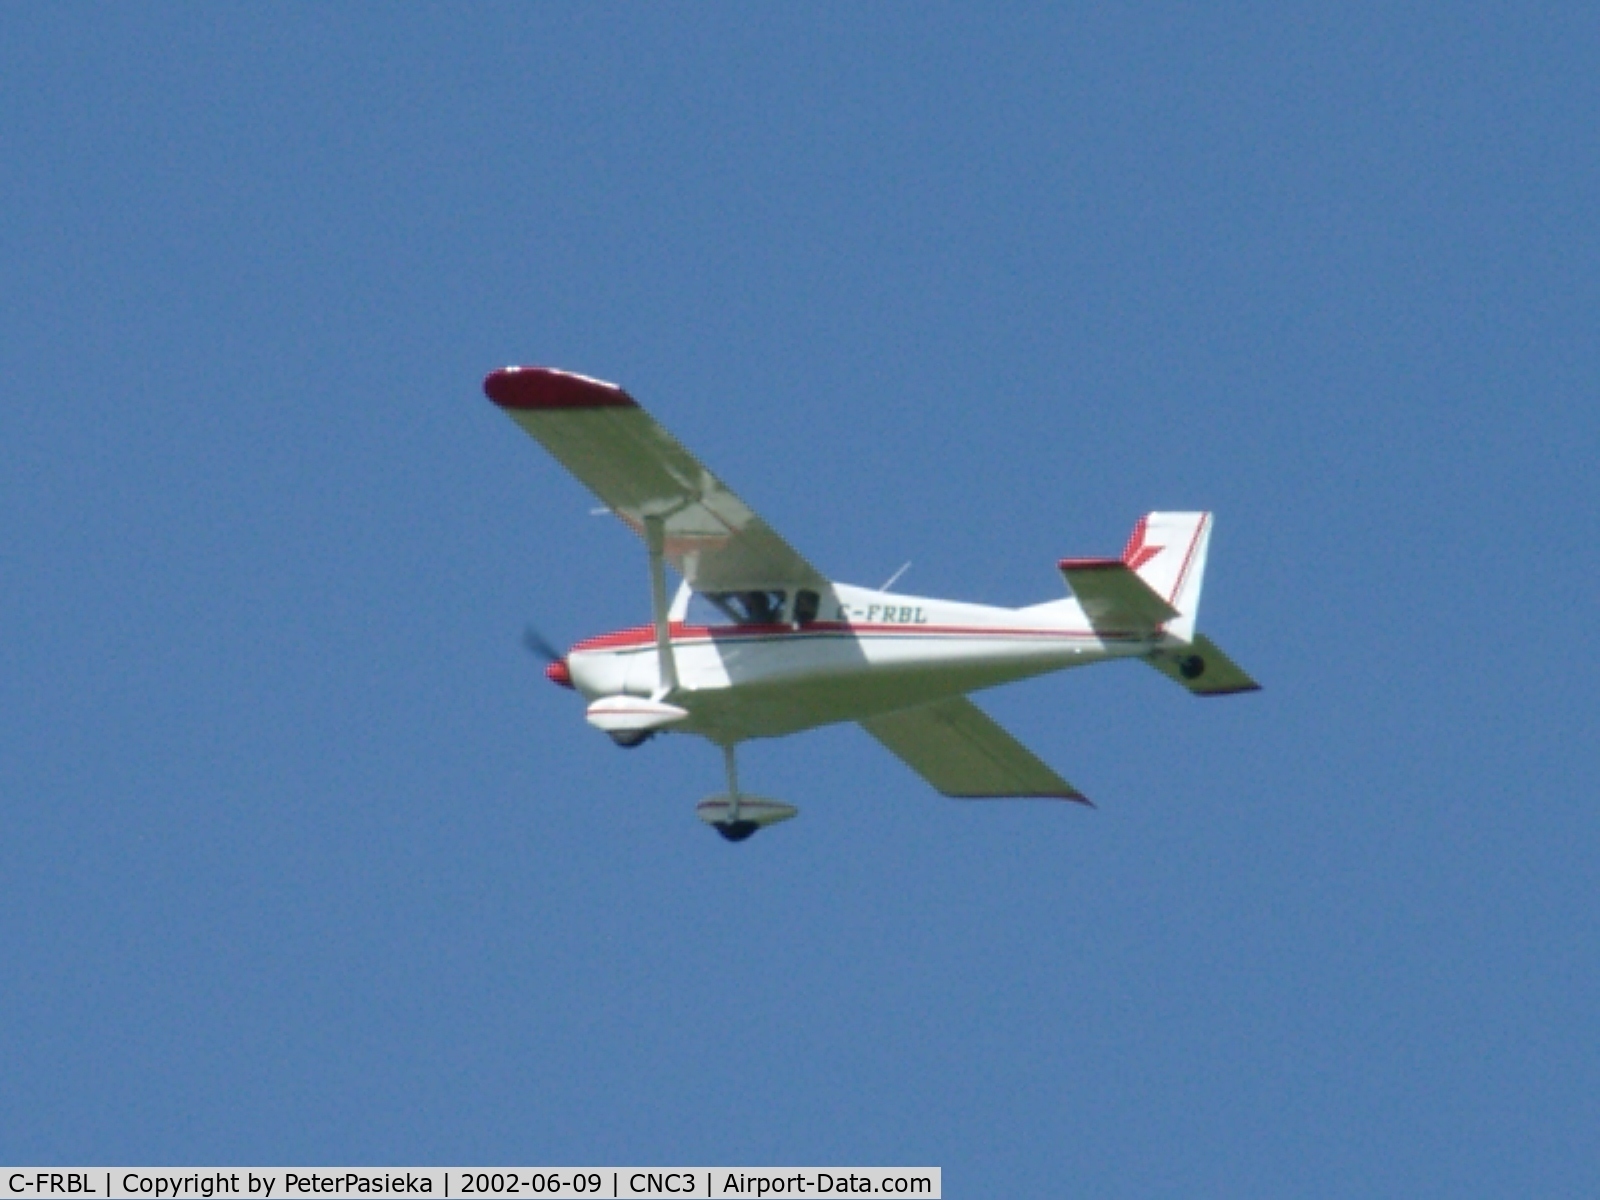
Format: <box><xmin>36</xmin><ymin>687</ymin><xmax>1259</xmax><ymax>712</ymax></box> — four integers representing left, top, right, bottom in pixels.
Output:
<box><xmin>861</xmin><ymin>696</ymin><xmax>1088</xmax><ymax>802</ymax></box>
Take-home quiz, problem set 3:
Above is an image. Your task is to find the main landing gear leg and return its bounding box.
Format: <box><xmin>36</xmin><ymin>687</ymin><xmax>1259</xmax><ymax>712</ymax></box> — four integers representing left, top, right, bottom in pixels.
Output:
<box><xmin>694</xmin><ymin>743</ymin><xmax>797</xmax><ymax>842</ymax></box>
<box><xmin>716</xmin><ymin>744</ymin><xmax>760</xmax><ymax>843</ymax></box>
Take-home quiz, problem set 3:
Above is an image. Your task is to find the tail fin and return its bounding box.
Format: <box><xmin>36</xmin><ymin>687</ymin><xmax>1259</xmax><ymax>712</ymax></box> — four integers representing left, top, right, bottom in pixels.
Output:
<box><xmin>1051</xmin><ymin>511</ymin><xmax>1211</xmax><ymax>639</ymax></box>
<box><xmin>1121</xmin><ymin>512</ymin><xmax>1212</xmax><ymax>642</ymax></box>
<box><xmin>1127</xmin><ymin>513</ymin><xmax>1261</xmax><ymax>695</ymax></box>
<box><xmin>1055</xmin><ymin>511</ymin><xmax>1261</xmax><ymax>696</ymax></box>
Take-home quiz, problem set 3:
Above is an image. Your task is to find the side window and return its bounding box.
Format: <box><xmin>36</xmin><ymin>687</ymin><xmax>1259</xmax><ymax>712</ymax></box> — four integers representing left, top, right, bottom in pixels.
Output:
<box><xmin>685</xmin><ymin>591</ymin><xmax>732</xmax><ymax>626</ymax></box>
<box><xmin>793</xmin><ymin>589</ymin><xmax>820</xmax><ymax>626</ymax></box>
<box><xmin>729</xmin><ymin>590</ymin><xmax>784</xmax><ymax>624</ymax></box>
<box><xmin>694</xmin><ymin>590</ymin><xmax>788</xmax><ymax>626</ymax></box>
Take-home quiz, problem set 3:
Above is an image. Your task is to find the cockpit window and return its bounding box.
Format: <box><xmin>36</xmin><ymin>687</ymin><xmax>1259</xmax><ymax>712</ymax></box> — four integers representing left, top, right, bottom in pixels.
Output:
<box><xmin>793</xmin><ymin>589</ymin><xmax>820</xmax><ymax>625</ymax></box>
<box><xmin>694</xmin><ymin>590</ymin><xmax>789</xmax><ymax>626</ymax></box>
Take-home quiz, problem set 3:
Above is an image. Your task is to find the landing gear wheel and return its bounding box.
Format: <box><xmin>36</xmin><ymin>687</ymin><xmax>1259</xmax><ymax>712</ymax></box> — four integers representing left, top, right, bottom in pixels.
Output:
<box><xmin>608</xmin><ymin>730</ymin><xmax>654</xmax><ymax>748</ymax></box>
<box><xmin>713</xmin><ymin>820</ymin><xmax>760</xmax><ymax>842</ymax></box>
<box><xmin>1178</xmin><ymin>654</ymin><xmax>1206</xmax><ymax>681</ymax></box>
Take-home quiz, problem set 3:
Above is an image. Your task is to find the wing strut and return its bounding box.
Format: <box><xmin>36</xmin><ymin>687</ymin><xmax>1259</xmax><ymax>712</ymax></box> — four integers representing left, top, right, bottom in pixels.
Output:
<box><xmin>644</xmin><ymin>515</ymin><xmax>680</xmax><ymax>694</ymax></box>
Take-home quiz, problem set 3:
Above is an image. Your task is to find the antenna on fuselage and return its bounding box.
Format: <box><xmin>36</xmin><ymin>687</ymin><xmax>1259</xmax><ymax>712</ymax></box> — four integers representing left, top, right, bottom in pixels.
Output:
<box><xmin>879</xmin><ymin>561</ymin><xmax>913</xmax><ymax>592</ymax></box>
<box><xmin>643</xmin><ymin>514</ymin><xmax>680</xmax><ymax>695</ymax></box>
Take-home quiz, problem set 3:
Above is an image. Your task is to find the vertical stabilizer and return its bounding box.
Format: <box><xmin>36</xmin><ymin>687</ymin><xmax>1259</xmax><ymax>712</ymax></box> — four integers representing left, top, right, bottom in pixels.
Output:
<box><xmin>1123</xmin><ymin>512</ymin><xmax>1212</xmax><ymax>642</ymax></box>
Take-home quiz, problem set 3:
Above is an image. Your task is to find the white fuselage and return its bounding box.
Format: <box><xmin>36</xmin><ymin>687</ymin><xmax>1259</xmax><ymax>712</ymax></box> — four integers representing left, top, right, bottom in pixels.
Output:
<box><xmin>565</xmin><ymin>582</ymin><xmax>1174</xmax><ymax>744</ymax></box>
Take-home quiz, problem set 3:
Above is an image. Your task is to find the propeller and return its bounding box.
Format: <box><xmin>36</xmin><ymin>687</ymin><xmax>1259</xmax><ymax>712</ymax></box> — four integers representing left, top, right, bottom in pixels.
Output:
<box><xmin>523</xmin><ymin>625</ymin><xmax>574</xmax><ymax>689</ymax></box>
<box><xmin>522</xmin><ymin>625</ymin><xmax>563</xmax><ymax>663</ymax></box>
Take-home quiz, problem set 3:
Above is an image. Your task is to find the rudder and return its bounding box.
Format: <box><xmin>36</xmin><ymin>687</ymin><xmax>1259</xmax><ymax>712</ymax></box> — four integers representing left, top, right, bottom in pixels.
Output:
<box><xmin>1123</xmin><ymin>512</ymin><xmax>1212</xmax><ymax>642</ymax></box>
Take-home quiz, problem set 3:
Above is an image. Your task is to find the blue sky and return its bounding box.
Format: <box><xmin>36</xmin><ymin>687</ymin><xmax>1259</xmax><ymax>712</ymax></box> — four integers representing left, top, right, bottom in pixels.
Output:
<box><xmin>3</xmin><ymin>4</ymin><xmax>1596</xmax><ymax>1193</ymax></box>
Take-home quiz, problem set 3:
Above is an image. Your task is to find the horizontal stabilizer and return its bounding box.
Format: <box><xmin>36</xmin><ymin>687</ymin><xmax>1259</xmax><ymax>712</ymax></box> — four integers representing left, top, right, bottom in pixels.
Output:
<box><xmin>861</xmin><ymin>696</ymin><xmax>1089</xmax><ymax>803</ymax></box>
<box><xmin>1058</xmin><ymin>559</ymin><xmax>1180</xmax><ymax>633</ymax></box>
<box><xmin>1143</xmin><ymin>634</ymin><xmax>1261</xmax><ymax>696</ymax></box>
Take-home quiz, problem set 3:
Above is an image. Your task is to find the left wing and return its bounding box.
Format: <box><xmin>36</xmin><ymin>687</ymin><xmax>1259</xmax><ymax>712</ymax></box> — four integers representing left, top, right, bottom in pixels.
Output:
<box><xmin>861</xmin><ymin>696</ymin><xmax>1090</xmax><ymax>803</ymax></box>
<box><xmin>484</xmin><ymin>366</ymin><xmax>827</xmax><ymax>593</ymax></box>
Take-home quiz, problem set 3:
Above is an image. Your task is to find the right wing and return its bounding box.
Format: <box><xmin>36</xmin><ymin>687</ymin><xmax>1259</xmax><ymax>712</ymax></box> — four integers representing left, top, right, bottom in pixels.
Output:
<box><xmin>484</xmin><ymin>366</ymin><xmax>828</xmax><ymax>594</ymax></box>
<box><xmin>861</xmin><ymin>696</ymin><xmax>1090</xmax><ymax>803</ymax></box>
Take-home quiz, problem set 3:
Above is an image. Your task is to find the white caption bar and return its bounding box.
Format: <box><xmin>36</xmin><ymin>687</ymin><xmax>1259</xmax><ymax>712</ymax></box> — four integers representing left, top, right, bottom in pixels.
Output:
<box><xmin>3</xmin><ymin>1171</ymin><xmax>940</xmax><ymax>1200</ymax></box>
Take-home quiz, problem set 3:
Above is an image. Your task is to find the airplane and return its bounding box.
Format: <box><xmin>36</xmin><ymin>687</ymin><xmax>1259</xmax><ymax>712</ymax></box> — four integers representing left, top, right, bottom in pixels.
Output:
<box><xmin>482</xmin><ymin>365</ymin><xmax>1260</xmax><ymax>841</ymax></box>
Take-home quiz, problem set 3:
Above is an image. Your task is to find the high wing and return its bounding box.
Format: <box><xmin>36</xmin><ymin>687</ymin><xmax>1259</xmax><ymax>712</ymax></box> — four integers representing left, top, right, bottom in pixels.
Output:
<box><xmin>860</xmin><ymin>696</ymin><xmax>1090</xmax><ymax>803</ymax></box>
<box><xmin>484</xmin><ymin>366</ymin><xmax>827</xmax><ymax>593</ymax></box>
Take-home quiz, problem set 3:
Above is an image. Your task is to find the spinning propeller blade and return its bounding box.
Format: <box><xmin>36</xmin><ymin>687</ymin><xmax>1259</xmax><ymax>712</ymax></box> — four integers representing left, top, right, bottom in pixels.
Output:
<box><xmin>522</xmin><ymin>625</ymin><xmax>563</xmax><ymax>663</ymax></box>
<box><xmin>523</xmin><ymin>625</ymin><xmax>575</xmax><ymax>688</ymax></box>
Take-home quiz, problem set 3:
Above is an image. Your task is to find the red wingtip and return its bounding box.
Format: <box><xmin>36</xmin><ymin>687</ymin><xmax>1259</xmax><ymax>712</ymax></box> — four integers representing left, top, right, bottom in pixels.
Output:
<box><xmin>545</xmin><ymin>659</ymin><xmax>574</xmax><ymax>689</ymax></box>
<box><xmin>483</xmin><ymin>366</ymin><xmax>636</xmax><ymax>410</ymax></box>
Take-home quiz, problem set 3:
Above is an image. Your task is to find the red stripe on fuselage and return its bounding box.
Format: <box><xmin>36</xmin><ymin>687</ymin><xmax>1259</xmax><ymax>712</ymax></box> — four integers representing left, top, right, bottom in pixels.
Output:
<box><xmin>568</xmin><ymin>621</ymin><xmax>1140</xmax><ymax>655</ymax></box>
